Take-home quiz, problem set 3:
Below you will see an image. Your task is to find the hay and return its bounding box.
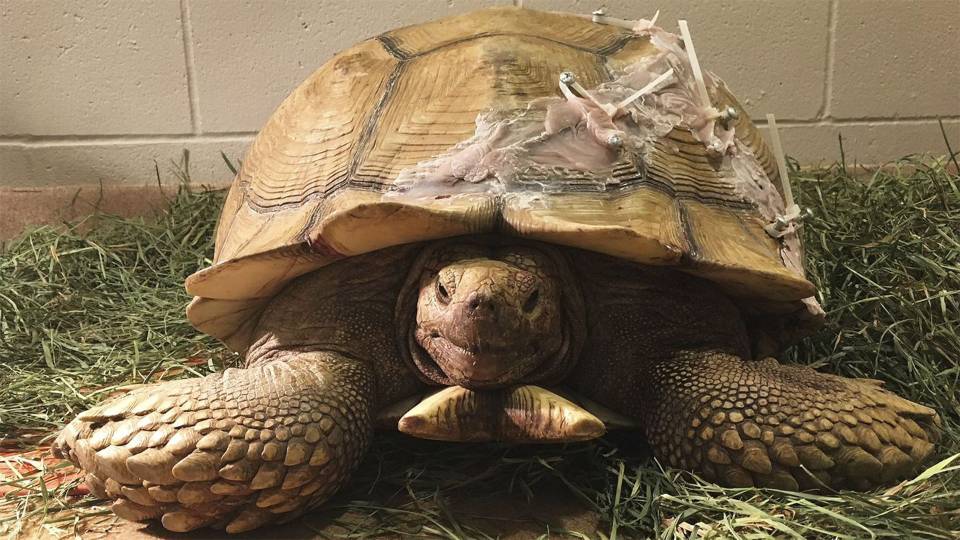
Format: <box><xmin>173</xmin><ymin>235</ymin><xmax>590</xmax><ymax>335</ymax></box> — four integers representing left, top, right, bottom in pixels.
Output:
<box><xmin>1</xmin><ymin>154</ymin><xmax>957</xmax><ymax>538</ymax></box>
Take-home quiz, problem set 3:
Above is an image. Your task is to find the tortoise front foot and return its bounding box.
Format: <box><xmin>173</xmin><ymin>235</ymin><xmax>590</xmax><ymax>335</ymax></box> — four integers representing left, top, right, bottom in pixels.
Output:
<box><xmin>53</xmin><ymin>351</ymin><xmax>374</xmax><ymax>533</ymax></box>
<box><xmin>644</xmin><ymin>354</ymin><xmax>940</xmax><ymax>491</ymax></box>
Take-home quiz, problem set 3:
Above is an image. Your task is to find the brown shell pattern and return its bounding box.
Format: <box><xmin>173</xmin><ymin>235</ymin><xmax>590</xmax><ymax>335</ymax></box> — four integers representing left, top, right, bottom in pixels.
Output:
<box><xmin>185</xmin><ymin>7</ymin><xmax>819</xmax><ymax>352</ymax></box>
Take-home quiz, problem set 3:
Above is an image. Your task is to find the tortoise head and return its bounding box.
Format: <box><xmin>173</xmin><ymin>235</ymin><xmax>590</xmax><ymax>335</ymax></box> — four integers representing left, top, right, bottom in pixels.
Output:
<box><xmin>402</xmin><ymin>240</ymin><xmax>584</xmax><ymax>389</ymax></box>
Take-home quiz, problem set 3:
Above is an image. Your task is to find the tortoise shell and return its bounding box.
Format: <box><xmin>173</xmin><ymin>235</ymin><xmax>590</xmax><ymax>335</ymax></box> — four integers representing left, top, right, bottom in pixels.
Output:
<box><xmin>186</xmin><ymin>7</ymin><xmax>820</xmax><ymax>352</ymax></box>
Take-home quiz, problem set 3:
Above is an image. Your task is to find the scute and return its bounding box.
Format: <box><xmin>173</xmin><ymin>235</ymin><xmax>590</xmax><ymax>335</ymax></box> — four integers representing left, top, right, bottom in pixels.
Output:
<box><xmin>186</xmin><ymin>6</ymin><xmax>820</xmax><ymax>352</ymax></box>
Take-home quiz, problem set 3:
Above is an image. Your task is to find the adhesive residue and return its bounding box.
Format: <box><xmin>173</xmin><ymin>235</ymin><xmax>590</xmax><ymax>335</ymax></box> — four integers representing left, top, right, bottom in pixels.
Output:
<box><xmin>387</xmin><ymin>13</ymin><xmax>805</xmax><ymax>280</ymax></box>
<box><xmin>390</xmin><ymin>17</ymin><xmax>747</xmax><ymax>200</ymax></box>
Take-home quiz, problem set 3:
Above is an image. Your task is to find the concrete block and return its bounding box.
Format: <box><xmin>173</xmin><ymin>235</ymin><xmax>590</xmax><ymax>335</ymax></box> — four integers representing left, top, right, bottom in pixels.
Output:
<box><xmin>523</xmin><ymin>0</ymin><xmax>830</xmax><ymax>120</ymax></box>
<box><xmin>832</xmin><ymin>0</ymin><xmax>960</xmax><ymax>119</ymax></box>
<box><xmin>0</xmin><ymin>0</ymin><xmax>192</xmax><ymax>135</ymax></box>
<box><xmin>760</xmin><ymin>120</ymin><xmax>959</xmax><ymax>165</ymax></box>
<box><xmin>188</xmin><ymin>0</ymin><xmax>511</xmax><ymax>133</ymax></box>
<box><xmin>0</xmin><ymin>138</ymin><xmax>250</xmax><ymax>188</ymax></box>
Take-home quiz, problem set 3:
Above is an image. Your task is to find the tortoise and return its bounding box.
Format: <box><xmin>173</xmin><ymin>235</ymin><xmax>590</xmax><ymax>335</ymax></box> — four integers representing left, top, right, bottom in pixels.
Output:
<box><xmin>54</xmin><ymin>6</ymin><xmax>940</xmax><ymax>533</ymax></box>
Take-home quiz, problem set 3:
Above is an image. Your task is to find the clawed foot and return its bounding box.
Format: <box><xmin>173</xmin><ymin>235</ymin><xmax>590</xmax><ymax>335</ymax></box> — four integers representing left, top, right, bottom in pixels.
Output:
<box><xmin>646</xmin><ymin>356</ymin><xmax>940</xmax><ymax>490</ymax></box>
<box><xmin>54</xmin><ymin>354</ymin><xmax>373</xmax><ymax>532</ymax></box>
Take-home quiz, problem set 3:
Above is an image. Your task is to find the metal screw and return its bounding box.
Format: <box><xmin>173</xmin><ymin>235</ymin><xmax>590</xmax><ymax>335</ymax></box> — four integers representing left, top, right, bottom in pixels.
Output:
<box><xmin>719</xmin><ymin>106</ymin><xmax>739</xmax><ymax>128</ymax></box>
<box><xmin>592</xmin><ymin>7</ymin><xmax>607</xmax><ymax>17</ymax></box>
<box><xmin>773</xmin><ymin>216</ymin><xmax>790</xmax><ymax>231</ymax></box>
<box><xmin>559</xmin><ymin>71</ymin><xmax>576</xmax><ymax>85</ymax></box>
<box><xmin>607</xmin><ymin>133</ymin><xmax>623</xmax><ymax>147</ymax></box>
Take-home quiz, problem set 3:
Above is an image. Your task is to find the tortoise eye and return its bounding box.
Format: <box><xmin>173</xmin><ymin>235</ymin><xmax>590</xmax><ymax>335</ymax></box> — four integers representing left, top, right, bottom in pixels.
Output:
<box><xmin>522</xmin><ymin>288</ymin><xmax>540</xmax><ymax>313</ymax></box>
<box><xmin>436</xmin><ymin>279</ymin><xmax>451</xmax><ymax>304</ymax></box>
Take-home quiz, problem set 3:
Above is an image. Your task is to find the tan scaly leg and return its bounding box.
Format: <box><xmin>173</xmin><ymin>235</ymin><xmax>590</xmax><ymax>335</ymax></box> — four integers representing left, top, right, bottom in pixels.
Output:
<box><xmin>54</xmin><ymin>351</ymin><xmax>374</xmax><ymax>533</ymax></box>
<box><xmin>643</xmin><ymin>353</ymin><xmax>940</xmax><ymax>490</ymax></box>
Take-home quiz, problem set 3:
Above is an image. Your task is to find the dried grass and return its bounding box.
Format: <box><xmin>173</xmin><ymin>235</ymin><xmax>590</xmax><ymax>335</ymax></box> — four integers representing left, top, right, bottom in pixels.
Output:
<box><xmin>1</xmin><ymin>152</ymin><xmax>957</xmax><ymax>538</ymax></box>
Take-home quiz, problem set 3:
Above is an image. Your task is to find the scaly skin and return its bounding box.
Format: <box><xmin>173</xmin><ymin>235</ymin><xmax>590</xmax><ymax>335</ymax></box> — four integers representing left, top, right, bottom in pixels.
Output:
<box><xmin>641</xmin><ymin>354</ymin><xmax>939</xmax><ymax>490</ymax></box>
<box><xmin>54</xmin><ymin>240</ymin><xmax>941</xmax><ymax>533</ymax></box>
<box><xmin>53</xmin><ymin>352</ymin><xmax>375</xmax><ymax>532</ymax></box>
<box><xmin>567</xmin><ymin>252</ymin><xmax>940</xmax><ymax>490</ymax></box>
<box><xmin>54</xmin><ymin>245</ymin><xmax>424</xmax><ymax>533</ymax></box>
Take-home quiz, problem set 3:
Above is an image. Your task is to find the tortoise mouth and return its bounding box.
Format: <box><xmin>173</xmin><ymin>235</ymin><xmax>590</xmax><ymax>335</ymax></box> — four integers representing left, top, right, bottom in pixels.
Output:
<box><xmin>414</xmin><ymin>328</ymin><xmax>548</xmax><ymax>388</ymax></box>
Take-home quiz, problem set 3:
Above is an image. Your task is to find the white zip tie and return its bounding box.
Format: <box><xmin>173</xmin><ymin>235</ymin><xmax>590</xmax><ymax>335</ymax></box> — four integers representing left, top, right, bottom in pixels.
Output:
<box><xmin>648</xmin><ymin>9</ymin><xmax>660</xmax><ymax>27</ymax></box>
<box><xmin>766</xmin><ymin>114</ymin><xmax>794</xmax><ymax>208</ymax></box>
<box><xmin>591</xmin><ymin>8</ymin><xmax>635</xmax><ymax>29</ymax></box>
<box><xmin>591</xmin><ymin>8</ymin><xmax>660</xmax><ymax>31</ymax></box>
<box><xmin>615</xmin><ymin>68</ymin><xmax>675</xmax><ymax>111</ymax></box>
<box><xmin>558</xmin><ymin>71</ymin><xmax>624</xmax><ymax>148</ymax></box>
<box><xmin>559</xmin><ymin>71</ymin><xmax>618</xmax><ymax>117</ymax></box>
<box><xmin>764</xmin><ymin>113</ymin><xmax>804</xmax><ymax>238</ymax></box>
<box><xmin>677</xmin><ymin>20</ymin><xmax>713</xmax><ymax>113</ymax></box>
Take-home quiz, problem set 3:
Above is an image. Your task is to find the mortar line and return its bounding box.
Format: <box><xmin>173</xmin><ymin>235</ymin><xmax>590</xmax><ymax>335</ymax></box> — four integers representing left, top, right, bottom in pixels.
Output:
<box><xmin>180</xmin><ymin>0</ymin><xmax>202</xmax><ymax>134</ymax></box>
<box><xmin>818</xmin><ymin>0</ymin><xmax>839</xmax><ymax>120</ymax></box>
<box><xmin>0</xmin><ymin>133</ymin><xmax>257</xmax><ymax>148</ymax></box>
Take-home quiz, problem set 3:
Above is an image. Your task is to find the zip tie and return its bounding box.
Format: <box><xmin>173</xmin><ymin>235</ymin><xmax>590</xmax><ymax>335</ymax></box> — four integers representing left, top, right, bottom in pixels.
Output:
<box><xmin>766</xmin><ymin>113</ymin><xmax>794</xmax><ymax>208</ymax></box>
<box><xmin>591</xmin><ymin>8</ymin><xmax>634</xmax><ymax>29</ymax></box>
<box><xmin>591</xmin><ymin>8</ymin><xmax>660</xmax><ymax>31</ymax></box>
<box><xmin>615</xmin><ymin>68</ymin><xmax>675</xmax><ymax>112</ymax></box>
<box><xmin>559</xmin><ymin>71</ymin><xmax>624</xmax><ymax>149</ymax></box>
<box><xmin>648</xmin><ymin>9</ymin><xmax>660</xmax><ymax>27</ymax></box>
<box><xmin>764</xmin><ymin>113</ymin><xmax>806</xmax><ymax>238</ymax></box>
<box><xmin>559</xmin><ymin>71</ymin><xmax>619</xmax><ymax>117</ymax></box>
<box><xmin>677</xmin><ymin>20</ymin><xmax>713</xmax><ymax>113</ymax></box>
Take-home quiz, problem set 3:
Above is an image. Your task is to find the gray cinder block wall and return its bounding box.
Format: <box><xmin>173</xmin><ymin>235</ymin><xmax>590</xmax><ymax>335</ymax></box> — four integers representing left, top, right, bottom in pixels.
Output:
<box><xmin>1</xmin><ymin>0</ymin><xmax>958</xmax><ymax>235</ymax></box>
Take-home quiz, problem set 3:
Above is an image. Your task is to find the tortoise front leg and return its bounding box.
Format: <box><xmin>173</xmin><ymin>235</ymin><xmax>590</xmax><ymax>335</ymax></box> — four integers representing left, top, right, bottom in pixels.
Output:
<box><xmin>639</xmin><ymin>353</ymin><xmax>940</xmax><ymax>490</ymax></box>
<box><xmin>54</xmin><ymin>350</ymin><xmax>374</xmax><ymax>533</ymax></box>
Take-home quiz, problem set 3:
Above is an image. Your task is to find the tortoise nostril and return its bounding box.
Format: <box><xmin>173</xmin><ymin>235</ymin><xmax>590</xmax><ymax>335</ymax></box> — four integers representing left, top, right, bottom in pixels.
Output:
<box><xmin>522</xmin><ymin>288</ymin><xmax>540</xmax><ymax>313</ymax></box>
<box><xmin>467</xmin><ymin>292</ymin><xmax>482</xmax><ymax>312</ymax></box>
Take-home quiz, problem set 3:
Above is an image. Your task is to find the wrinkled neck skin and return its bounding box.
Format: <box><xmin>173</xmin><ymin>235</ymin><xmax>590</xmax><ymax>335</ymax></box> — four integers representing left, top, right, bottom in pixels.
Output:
<box><xmin>397</xmin><ymin>238</ymin><xmax>586</xmax><ymax>390</ymax></box>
